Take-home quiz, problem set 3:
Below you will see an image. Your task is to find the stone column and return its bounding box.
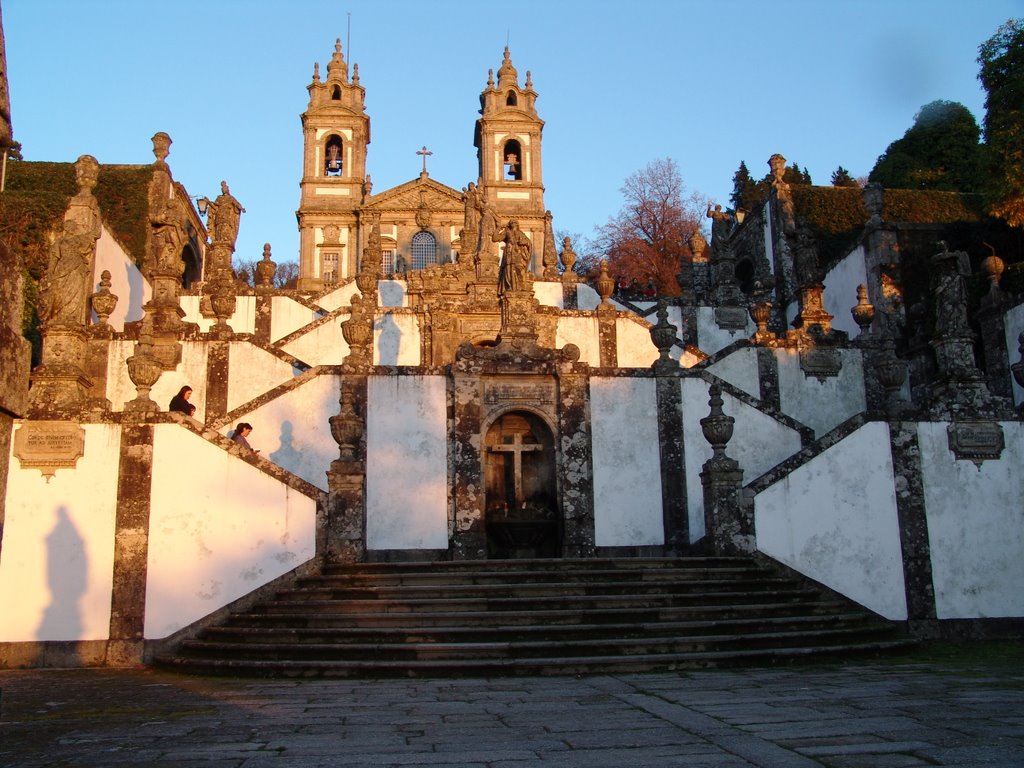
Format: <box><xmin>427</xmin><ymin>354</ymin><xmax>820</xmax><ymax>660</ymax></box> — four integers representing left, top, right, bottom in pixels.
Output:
<box><xmin>107</xmin><ymin>423</ymin><xmax>155</xmax><ymax>664</ymax></box>
<box><xmin>556</xmin><ymin>369</ymin><xmax>595</xmax><ymax>557</ymax></box>
<box><xmin>656</xmin><ymin>375</ymin><xmax>687</xmax><ymax>553</ymax></box>
<box><xmin>204</xmin><ymin>340</ymin><xmax>229</xmax><ymax>422</ymax></box>
<box><xmin>699</xmin><ymin>384</ymin><xmax>752</xmax><ymax>555</ymax></box>
<box><xmin>451</xmin><ymin>362</ymin><xmax>487</xmax><ymax>560</ymax></box>
<box><xmin>888</xmin><ymin>422</ymin><xmax>937</xmax><ymax>622</ymax></box>
<box><xmin>976</xmin><ymin>252</ymin><xmax>1011</xmax><ymax>398</ymax></box>
<box><xmin>254</xmin><ymin>243</ymin><xmax>277</xmax><ymax>345</ymax></box>
<box><xmin>755</xmin><ymin>348</ymin><xmax>781</xmax><ymax>410</ymax></box>
<box><xmin>325</xmin><ymin>374</ymin><xmax>367</xmax><ymax>563</ymax></box>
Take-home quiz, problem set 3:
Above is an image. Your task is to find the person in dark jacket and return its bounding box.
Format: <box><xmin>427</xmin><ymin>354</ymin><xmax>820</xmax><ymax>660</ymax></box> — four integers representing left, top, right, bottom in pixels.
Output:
<box><xmin>230</xmin><ymin>422</ymin><xmax>259</xmax><ymax>453</ymax></box>
<box><xmin>169</xmin><ymin>385</ymin><xmax>195</xmax><ymax>416</ymax></box>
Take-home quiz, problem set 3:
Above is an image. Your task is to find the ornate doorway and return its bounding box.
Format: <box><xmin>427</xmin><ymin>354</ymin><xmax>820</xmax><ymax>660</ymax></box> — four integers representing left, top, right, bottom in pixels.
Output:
<box><xmin>484</xmin><ymin>411</ymin><xmax>559</xmax><ymax>558</ymax></box>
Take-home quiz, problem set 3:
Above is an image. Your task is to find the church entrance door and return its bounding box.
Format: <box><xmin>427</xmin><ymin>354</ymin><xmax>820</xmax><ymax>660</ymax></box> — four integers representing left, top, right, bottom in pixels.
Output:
<box><xmin>483</xmin><ymin>411</ymin><xmax>559</xmax><ymax>558</ymax></box>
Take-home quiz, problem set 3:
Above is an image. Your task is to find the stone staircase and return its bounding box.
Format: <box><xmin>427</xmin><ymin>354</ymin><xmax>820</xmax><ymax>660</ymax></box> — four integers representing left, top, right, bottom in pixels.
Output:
<box><xmin>152</xmin><ymin>557</ymin><xmax>914</xmax><ymax>677</ymax></box>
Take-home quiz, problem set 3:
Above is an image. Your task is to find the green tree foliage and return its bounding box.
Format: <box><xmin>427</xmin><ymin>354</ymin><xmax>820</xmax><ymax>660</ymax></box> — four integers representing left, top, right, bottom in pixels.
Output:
<box><xmin>831</xmin><ymin>166</ymin><xmax>858</xmax><ymax>187</ymax></box>
<box><xmin>869</xmin><ymin>100</ymin><xmax>984</xmax><ymax>191</ymax></box>
<box><xmin>978</xmin><ymin>18</ymin><xmax>1024</xmax><ymax>226</ymax></box>
<box><xmin>594</xmin><ymin>157</ymin><xmax>708</xmax><ymax>296</ymax></box>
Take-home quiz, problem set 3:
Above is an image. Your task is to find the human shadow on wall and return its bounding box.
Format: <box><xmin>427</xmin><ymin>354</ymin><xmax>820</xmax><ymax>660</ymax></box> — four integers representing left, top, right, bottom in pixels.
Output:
<box><xmin>36</xmin><ymin>506</ymin><xmax>86</xmax><ymax>651</ymax></box>
<box><xmin>376</xmin><ymin>313</ymin><xmax>402</xmax><ymax>366</ymax></box>
<box><xmin>270</xmin><ymin>420</ymin><xmax>303</xmax><ymax>475</ymax></box>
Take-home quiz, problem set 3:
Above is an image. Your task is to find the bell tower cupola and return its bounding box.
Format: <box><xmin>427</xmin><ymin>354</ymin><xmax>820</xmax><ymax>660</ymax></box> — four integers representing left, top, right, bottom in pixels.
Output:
<box><xmin>296</xmin><ymin>39</ymin><xmax>371</xmax><ymax>291</ymax></box>
<box><xmin>475</xmin><ymin>47</ymin><xmax>545</xmax><ymax>221</ymax></box>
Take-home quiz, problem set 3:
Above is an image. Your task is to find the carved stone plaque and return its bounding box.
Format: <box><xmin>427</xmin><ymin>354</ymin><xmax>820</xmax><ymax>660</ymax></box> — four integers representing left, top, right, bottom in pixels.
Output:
<box><xmin>483</xmin><ymin>379</ymin><xmax>555</xmax><ymax>407</ymax></box>
<box><xmin>800</xmin><ymin>347</ymin><xmax>842</xmax><ymax>381</ymax></box>
<box><xmin>14</xmin><ymin>421</ymin><xmax>86</xmax><ymax>480</ymax></box>
<box><xmin>714</xmin><ymin>306</ymin><xmax>748</xmax><ymax>331</ymax></box>
<box><xmin>947</xmin><ymin>420</ymin><xmax>1004</xmax><ymax>468</ymax></box>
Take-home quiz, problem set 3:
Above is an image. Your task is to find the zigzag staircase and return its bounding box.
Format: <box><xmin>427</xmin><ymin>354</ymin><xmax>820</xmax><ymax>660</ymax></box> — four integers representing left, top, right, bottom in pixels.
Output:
<box><xmin>152</xmin><ymin>556</ymin><xmax>913</xmax><ymax>677</ymax></box>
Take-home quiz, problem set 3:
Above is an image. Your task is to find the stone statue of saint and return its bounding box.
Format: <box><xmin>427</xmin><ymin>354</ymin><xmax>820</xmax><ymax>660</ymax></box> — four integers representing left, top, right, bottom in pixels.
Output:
<box><xmin>706</xmin><ymin>203</ymin><xmax>733</xmax><ymax>244</ymax></box>
<box><xmin>208</xmin><ymin>180</ymin><xmax>245</xmax><ymax>247</ymax></box>
<box><xmin>493</xmin><ymin>218</ymin><xmax>531</xmax><ymax>295</ymax></box>
<box><xmin>462</xmin><ymin>181</ymin><xmax>480</xmax><ymax>234</ymax></box>
<box><xmin>41</xmin><ymin>155</ymin><xmax>102</xmax><ymax>326</ymax></box>
<box><xmin>475</xmin><ymin>189</ymin><xmax>498</xmax><ymax>258</ymax></box>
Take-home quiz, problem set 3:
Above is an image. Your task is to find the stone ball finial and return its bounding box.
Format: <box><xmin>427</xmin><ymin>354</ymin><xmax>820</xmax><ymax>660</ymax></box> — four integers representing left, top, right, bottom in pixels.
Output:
<box><xmin>981</xmin><ymin>242</ymin><xmax>1005</xmax><ymax>295</ymax></box>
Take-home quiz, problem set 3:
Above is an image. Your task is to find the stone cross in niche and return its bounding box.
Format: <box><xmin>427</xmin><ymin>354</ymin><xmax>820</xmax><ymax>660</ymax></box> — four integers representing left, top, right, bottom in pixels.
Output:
<box><xmin>490</xmin><ymin>433</ymin><xmax>541</xmax><ymax>508</ymax></box>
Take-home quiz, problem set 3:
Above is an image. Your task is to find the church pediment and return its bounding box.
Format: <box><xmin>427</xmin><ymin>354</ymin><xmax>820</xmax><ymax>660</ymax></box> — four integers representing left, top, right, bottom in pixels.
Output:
<box><xmin>363</xmin><ymin>177</ymin><xmax>463</xmax><ymax>213</ymax></box>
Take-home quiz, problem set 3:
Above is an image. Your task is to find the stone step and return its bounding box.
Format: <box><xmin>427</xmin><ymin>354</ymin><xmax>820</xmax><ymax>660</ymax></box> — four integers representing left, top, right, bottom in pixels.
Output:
<box><xmin>176</xmin><ymin>625</ymin><xmax>900</xmax><ymax>662</ymax></box>
<box><xmin>152</xmin><ymin>557</ymin><xmax>913</xmax><ymax>677</ymax></box>
<box><xmin>201</xmin><ymin>611</ymin><xmax>883</xmax><ymax>645</ymax></box>
<box><xmin>226</xmin><ymin>599</ymin><xmax>852</xmax><ymax>629</ymax></box>
<box><xmin>155</xmin><ymin>638</ymin><xmax>917</xmax><ymax>679</ymax></box>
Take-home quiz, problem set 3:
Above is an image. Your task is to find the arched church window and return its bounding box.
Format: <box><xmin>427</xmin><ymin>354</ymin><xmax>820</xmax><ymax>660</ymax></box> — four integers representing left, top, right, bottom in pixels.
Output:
<box><xmin>503</xmin><ymin>139</ymin><xmax>523</xmax><ymax>181</ymax></box>
<box><xmin>506</xmin><ymin>90</ymin><xmax>518</xmax><ymax>106</ymax></box>
<box><xmin>325</xmin><ymin>135</ymin><xmax>343</xmax><ymax>176</ymax></box>
<box><xmin>411</xmin><ymin>231</ymin><xmax>436</xmax><ymax>270</ymax></box>
<box><xmin>331</xmin><ymin>85</ymin><xmax>341</xmax><ymax>100</ymax></box>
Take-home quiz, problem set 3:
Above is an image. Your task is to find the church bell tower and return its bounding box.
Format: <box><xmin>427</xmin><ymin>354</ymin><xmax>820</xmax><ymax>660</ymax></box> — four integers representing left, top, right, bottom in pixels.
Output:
<box><xmin>296</xmin><ymin>39</ymin><xmax>370</xmax><ymax>291</ymax></box>
<box><xmin>474</xmin><ymin>48</ymin><xmax>547</xmax><ymax>272</ymax></box>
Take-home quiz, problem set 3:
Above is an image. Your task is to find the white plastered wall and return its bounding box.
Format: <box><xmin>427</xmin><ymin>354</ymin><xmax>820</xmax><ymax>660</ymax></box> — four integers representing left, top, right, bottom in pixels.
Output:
<box><xmin>145</xmin><ymin>424</ymin><xmax>317</xmax><ymax>638</ymax></box>
<box><xmin>105</xmin><ymin>340</ymin><xmax>210</xmax><ymax>417</ymax></box>
<box><xmin>0</xmin><ymin>424</ymin><xmax>122</xmax><ymax>642</ymax></box>
<box><xmin>556</xmin><ymin>316</ymin><xmax>601</xmax><ymax>366</ymax></box>
<box><xmin>754</xmin><ymin>421</ymin><xmax>908</xmax><ymax>620</ymax></box>
<box><xmin>707</xmin><ymin>347</ymin><xmax>761</xmax><ymax>398</ymax></box>
<box><xmin>682</xmin><ymin>377</ymin><xmax>802</xmax><ymax>542</ymax></box>
<box><xmin>281</xmin><ymin>319</ymin><xmax>349</xmax><ymax>366</ymax></box>
<box><xmin>776</xmin><ymin>347</ymin><xmax>866</xmax><ymax>436</ymax></box>
<box><xmin>918</xmin><ymin>421</ymin><xmax>1024</xmax><ymax>619</ymax></box>
<box><xmin>92</xmin><ymin>226</ymin><xmax>148</xmax><ymax>330</ymax></box>
<box><xmin>823</xmin><ymin>245</ymin><xmax>869</xmax><ymax>338</ymax></box>
<box><xmin>224</xmin><ymin>373</ymin><xmax>341</xmax><ymax>490</ymax></box>
<box><xmin>533</xmin><ymin>281</ymin><xmax>563</xmax><ymax>308</ymax></box>
<box><xmin>181</xmin><ymin>295</ymin><xmax>256</xmax><ymax>334</ymax></box>
<box><xmin>590</xmin><ymin>377</ymin><xmax>663</xmax><ymax>547</ymax></box>
<box><xmin>375</xmin><ymin>311</ymin><xmax>421</xmax><ymax>366</ymax></box>
<box><xmin>271</xmin><ymin>296</ymin><xmax>323</xmax><ymax>343</ymax></box>
<box><xmin>317</xmin><ymin>282</ymin><xmax>359</xmax><ymax>313</ymax></box>
<box><xmin>616</xmin><ymin>318</ymin><xmax>661</xmax><ymax>368</ymax></box>
<box><xmin>228</xmin><ymin>342</ymin><xmax>305</xmax><ymax>412</ymax></box>
<box><xmin>695</xmin><ymin>306</ymin><xmax>753</xmax><ymax>356</ymax></box>
<box><xmin>365</xmin><ymin>375</ymin><xmax>449</xmax><ymax>550</ymax></box>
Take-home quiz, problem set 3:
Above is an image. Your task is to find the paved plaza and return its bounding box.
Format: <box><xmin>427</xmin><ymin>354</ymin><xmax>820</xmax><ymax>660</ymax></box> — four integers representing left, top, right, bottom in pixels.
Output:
<box><xmin>1</xmin><ymin>645</ymin><xmax>1022</xmax><ymax>768</ymax></box>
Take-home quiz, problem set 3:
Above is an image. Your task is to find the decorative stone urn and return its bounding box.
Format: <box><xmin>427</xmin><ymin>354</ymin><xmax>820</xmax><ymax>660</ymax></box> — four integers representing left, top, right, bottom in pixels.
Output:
<box><xmin>90</xmin><ymin>270</ymin><xmax>118</xmax><ymax>325</ymax></box>
<box><xmin>595</xmin><ymin>260</ymin><xmax>614</xmax><ymax>307</ymax></box>
<box><xmin>850</xmin><ymin>284</ymin><xmax>875</xmax><ymax>336</ymax></box>
<box><xmin>330</xmin><ymin>390</ymin><xmax>364</xmax><ymax>462</ymax></box>
<box><xmin>700</xmin><ymin>383</ymin><xmax>735</xmax><ymax>461</ymax></box>
<box><xmin>688</xmin><ymin>229</ymin><xmax>708</xmax><ymax>262</ymax></box>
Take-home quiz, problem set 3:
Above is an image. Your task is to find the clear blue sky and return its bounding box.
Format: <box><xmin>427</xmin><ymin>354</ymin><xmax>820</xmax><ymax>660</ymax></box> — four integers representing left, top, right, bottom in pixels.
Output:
<box><xmin>5</xmin><ymin>0</ymin><xmax>1022</xmax><ymax>266</ymax></box>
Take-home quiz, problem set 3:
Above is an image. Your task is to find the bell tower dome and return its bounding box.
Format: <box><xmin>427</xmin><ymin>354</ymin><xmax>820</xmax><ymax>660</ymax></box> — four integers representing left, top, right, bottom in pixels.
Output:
<box><xmin>296</xmin><ymin>39</ymin><xmax>370</xmax><ymax>291</ymax></box>
<box><xmin>474</xmin><ymin>47</ymin><xmax>547</xmax><ymax>272</ymax></box>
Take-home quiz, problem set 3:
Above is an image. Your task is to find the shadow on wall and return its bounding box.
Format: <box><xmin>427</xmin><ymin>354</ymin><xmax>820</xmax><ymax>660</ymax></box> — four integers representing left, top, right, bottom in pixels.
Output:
<box><xmin>36</xmin><ymin>506</ymin><xmax>86</xmax><ymax>645</ymax></box>
<box><xmin>270</xmin><ymin>420</ymin><xmax>302</xmax><ymax>472</ymax></box>
<box><xmin>376</xmin><ymin>313</ymin><xmax>402</xmax><ymax>366</ymax></box>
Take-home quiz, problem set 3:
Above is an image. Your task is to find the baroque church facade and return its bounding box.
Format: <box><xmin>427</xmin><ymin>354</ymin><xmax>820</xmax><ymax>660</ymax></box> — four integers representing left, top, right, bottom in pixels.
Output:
<box><xmin>0</xmin><ymin>39</ymin><xmax>1022</xmax><ymax>671</ymax></box>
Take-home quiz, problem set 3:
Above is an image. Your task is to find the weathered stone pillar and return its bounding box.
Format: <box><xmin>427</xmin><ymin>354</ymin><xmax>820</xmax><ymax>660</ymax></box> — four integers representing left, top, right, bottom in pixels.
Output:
<box><xmin>107</xmin><ymin>423</ymin><xmax>155</xmax><ymax>664</ymax></box>
<box><xmin>556</xmin><ymin>369</ymin><xmax>595</xmax><ymax>557</ymax></box>
<box><xmin>253</xmin><ymin>243</ymin><xmax>276</xmax><ymax>345</ymax></box>
<box><xmin>976</xmin><ymin>251</ymin><xmax>1011</xmax><ymax>398</ymax></box>
<box><xmin>755</xmin><ymin>348</ymin><xmax>781</xmax><ymax>410</ymax></box>
<box><xmin>325</xmin><ymin>373</ymin><xmax>367</xmax><ymax>563</ymax></box>
<box><xmin>699</xmin><ymin>384</ymin><xmax>752</xmax><ymax>554</ymax></box>
<box><xmin>451</xmin><ymin>364</ymin><xmax>487</xmax><ymax>559</ymax></box>
<box><xmin>204</xmin><ymin>340</ymin><xmax>229</xmax><ymax>422</ymax></box>
<box><xmin>888</xmin><ymin>422</ymin><xmax>937</xmax><ymax>622</ymax></box>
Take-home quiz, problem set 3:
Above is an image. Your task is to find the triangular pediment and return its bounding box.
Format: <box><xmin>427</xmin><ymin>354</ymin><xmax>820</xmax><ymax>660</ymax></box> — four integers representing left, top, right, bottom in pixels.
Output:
<box><xmin>362</xmin><ymin>176</ymin><xmax>464</xmax><ymax>213</ymax></box>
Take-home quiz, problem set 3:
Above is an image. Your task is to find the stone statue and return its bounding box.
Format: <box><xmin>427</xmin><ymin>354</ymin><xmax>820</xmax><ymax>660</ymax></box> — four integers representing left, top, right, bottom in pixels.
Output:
<box><xmin>476</xmin><ymin>189</ymin><xmax>498</xmax><ymax>258</ymax></box>
<box><xmin>706</xmin><ymin>204</ymin><xmax>732</xmax><ymax>244</ymax></box>
<box><xmin>462</xmin><ymin>181</ymin><xmax>480</xmax><ymax>234</ymax></box>
<box><xmin>151</xmin><ymin>194</ymin><xmax>186</xmax><ymax>274</ymax></box>
<box><xmin>208</xmin><ymin>180</ymin><xmax>245</xmax><ymax>248</ymax></box>
<box><xmin>41</xmin><ymin>155</ymin><xmax>102</xmax><ymax>326</ymax></box>
<box><xmin>494</xmin><ymin>218</ymin><xmax>531</xmax><ymax>294</ymax></box>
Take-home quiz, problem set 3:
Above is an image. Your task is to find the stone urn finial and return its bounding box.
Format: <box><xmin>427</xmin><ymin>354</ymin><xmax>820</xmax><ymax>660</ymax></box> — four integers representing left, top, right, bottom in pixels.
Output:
<box><xmin>559</xmin><ymin>236</ymin><xmax>577</xmax><ymax>278</ymax></box>
<box><xmin>649</xmin><ymin>299</ymin><xmax>677</xmax><ymax>370</ymax></box>
<box><xmin>90</xmin><ymin>270</ymin><xmax>118</xmax><ymax>325</ymax></box>
<box><xmin>595</xmin><ymin>260</ymin><xmax>614</xmax><ymax>307</ymax></box>
<box><xmin>700</xmin><ymin>383</ymin><xmax>735</xmax><ymax>462</ymax></box>
<box><xmin>981</xmin><ymin>243</ymin><xmax>1005</xmax><ymax>297</ymax></box>
<box><xmin>151</xmin><ymin>132</ymin><xmax>171</xmax><ymax>164</ymax></box>
<box><xmin>851</xmin><ymin>284</ymin><xmax>875</xmax><ymax>337</ymax></box>
<box><xmin>255</xmin><ymin>243</ymin><xmax>277</xmax><ymax>288</ymax></box>
<box><xmin>688</xmin><ymin>228</ymin><xmax>708</xmax><ymax>262</ymax></box>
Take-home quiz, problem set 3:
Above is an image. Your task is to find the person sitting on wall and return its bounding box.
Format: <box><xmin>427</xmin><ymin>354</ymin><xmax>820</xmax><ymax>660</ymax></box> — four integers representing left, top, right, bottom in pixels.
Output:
<box><xmin>230</xmin><ymin>422</ymin><xmax>259</xmax><ymax>453</ymax></box>
<box><xmin>169</xmin><ymin>385</ymin><xmax>196</xmax><ymax>416</ymax></box>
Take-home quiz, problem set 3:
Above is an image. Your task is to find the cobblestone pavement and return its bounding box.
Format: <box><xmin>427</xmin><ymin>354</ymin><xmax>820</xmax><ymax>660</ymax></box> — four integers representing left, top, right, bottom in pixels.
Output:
<box><xmin>1</xmin><ymin>647</ymin><xmax>1023</xmax><ymax>767</ymax></box>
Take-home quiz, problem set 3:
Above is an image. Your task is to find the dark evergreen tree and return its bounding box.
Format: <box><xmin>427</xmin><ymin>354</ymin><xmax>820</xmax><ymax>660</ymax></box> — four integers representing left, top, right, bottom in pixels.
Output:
<box><xmin>978</xmin><ymin>18</ymin><xmax>1024</xmax><ymax>226</ymax></box>
<box><xmin>730</xmin><ymin>161</ymin><xmax>753</xmax><ymax>210</ymax></box>
<box><xmin>868</xmin><ymin>100</ymin><xmax>984</xmax><ymax>191</ymax></box>
<box><xmin>831</xmin><ymin>166</ymin><xmax>858</xmax><ymax>187</ymax></box>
